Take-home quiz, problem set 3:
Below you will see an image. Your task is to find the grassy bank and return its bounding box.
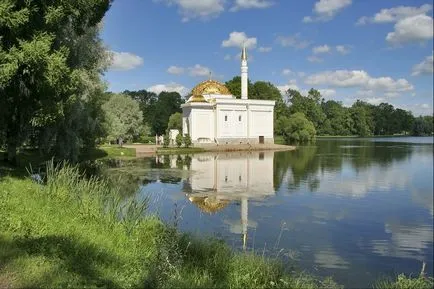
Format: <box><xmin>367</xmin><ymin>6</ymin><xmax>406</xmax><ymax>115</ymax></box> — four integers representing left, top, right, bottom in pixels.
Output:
<box><xmin>1</xmin><ymin>163</ymin><xmax>432</xmax><ymax>288</ymax></box>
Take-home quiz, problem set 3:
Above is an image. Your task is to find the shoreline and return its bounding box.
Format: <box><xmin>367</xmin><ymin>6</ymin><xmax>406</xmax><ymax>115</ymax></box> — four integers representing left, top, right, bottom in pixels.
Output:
<box><xmin>124</xmin><ymin>143</ymin><xmax>296</xmax><ymax>157</ymax></box>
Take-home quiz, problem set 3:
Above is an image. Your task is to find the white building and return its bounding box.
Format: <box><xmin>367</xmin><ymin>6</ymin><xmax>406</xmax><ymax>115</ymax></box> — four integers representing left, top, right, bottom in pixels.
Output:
<box><xmin>181</xmin><ymin>46</ymin><xmax>275</xmax><ymax>145</ymax></box>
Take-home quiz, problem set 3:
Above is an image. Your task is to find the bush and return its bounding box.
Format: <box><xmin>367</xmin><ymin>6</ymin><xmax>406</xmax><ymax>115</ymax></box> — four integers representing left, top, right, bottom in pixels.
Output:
<box><xmin>278</xmin><ymin>112</ymin><xmax>316</xmax><ymax>144</ymax></box>
<box><xmin>175</xmin><ymin>134</ymin><xmax>183</xmax><ymax>148</ymax></box>
<box><xmin>163</xmin><ymin>134</ymin><xmax>170</xmax><ymax>148</ymax></box>
<box><xmin>183</xmin><ymin>134</ymin><xmax>192</xmax><ymax>148</ymax></box>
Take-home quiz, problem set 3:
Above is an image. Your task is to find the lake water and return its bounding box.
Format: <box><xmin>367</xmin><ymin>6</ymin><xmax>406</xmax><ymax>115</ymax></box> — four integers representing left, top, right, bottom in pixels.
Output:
<box><xmin>109</xmin><ymin>137</ymin><xmax>433</xmax><ymax>288</ymax></box>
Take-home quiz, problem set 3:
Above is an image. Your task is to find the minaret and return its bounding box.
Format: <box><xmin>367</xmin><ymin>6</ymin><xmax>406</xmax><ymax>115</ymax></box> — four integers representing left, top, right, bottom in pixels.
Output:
<box><xmin>241</xmin><ymin>44</ymin><xmax>248</xmax><ymax>100</ymax></box>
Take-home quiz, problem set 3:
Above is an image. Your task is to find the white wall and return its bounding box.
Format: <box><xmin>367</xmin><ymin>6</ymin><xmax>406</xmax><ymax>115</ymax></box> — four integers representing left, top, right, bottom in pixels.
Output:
<box><xmin>216</xmin><ymin>105</ymin><xmax>248</xmax><ymax>139</ymax></box>
<box><xmin>182</xmin><ymin>107</ymin><xmax>191</xmax><ymax>136</ymax></box>
<box><xmin>191</xmin><ymin>107</ymin><xmax>214</xmax><ymax>142</ymax></box>
<box><xmin>249</xmin><ymin>106</ymin><xmax>274</xmax><ymax>138</ymax></box>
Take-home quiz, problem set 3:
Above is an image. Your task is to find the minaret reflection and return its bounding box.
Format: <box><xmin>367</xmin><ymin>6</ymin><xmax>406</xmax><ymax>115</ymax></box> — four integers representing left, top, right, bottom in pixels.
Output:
<box><xmin>183</xmin><ymin>151</ymin><xmax>275</xmax><ymax>250</ymax></box>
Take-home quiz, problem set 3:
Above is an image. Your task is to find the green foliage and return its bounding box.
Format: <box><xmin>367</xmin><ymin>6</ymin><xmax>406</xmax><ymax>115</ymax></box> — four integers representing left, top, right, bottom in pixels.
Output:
<box><xmin>168</xmin><ymin>112</ymin><xmax>182</xmax><ymax>131</ymax></box>
<box><xmin>278</xmin><ymin>112</ymin><xmax>316</xmax><ymax>144</ymax></box>
<box><xmin>163</xmin><ymin>134</ymin><xmax>170</xmax><ymax>148</ymax></box>
<box><xmin>102</xmin><ymin>93</ymin><xmax>143</xmax><ymax>143</ymax></box>
<box><xmin>225</xmin><ymin>76</ymin><xmax>253</xmax><ymax>99</ymax></box>
<box><xmin>175</xmin><ymin>133</ymin><xmax>183</xmax><ymax>148</ymax></box>
<box><xmin>0</xmin><ymin>0</ymin><xmax>111</xmax><ymax>163</ymax></box>
<box><xmin>123</xmin><ymin>89</ymin><xmax>157</xmax><ymax>132</ymax></box>
<box><xmin>374</xmin><ymin>274</ymin><xmax>434</xmax><ymax>289</ymax></box>
<box><xmin>412</xmin><ymin>116</ymin><xmax>433</xmax><ymax>136</ymax></box>
<box><xmin>183</xmin><ymin>134</ymin><xmax>192</xmax><ymax>148</ymax></box>
<box><xmin>286</xmin><ymin>89</ymin><xmax>326</xmax><ymax>131</ymax></box>
<box><xmin>122</xmin><ymin>90</ymin><xmax>184</xmax><ymax>135</ymax></box>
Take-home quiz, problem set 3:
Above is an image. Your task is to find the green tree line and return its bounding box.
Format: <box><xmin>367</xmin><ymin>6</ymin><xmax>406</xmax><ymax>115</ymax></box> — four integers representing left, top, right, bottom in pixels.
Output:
<box><xmin>225</xmin><ymin>76</ymin><xmax>433</xmax><ymax>143</ymax></box>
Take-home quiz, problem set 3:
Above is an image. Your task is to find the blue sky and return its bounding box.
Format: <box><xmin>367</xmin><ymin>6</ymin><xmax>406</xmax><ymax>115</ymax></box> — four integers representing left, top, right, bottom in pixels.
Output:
<box><xmin>101</xmin><ymin>0</ymin><xmax>433</xmax><ymax>116</ymax></box>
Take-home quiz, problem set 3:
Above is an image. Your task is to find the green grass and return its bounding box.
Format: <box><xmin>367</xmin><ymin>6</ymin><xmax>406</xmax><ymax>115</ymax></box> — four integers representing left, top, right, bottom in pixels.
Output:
<box><xmin>156</xmin><ymin>147</ymin><xmax>205</xmax><ymax>154</ymax></box>
<box><xmin>374</xmin><ymin>274</ymin><xmax>434</xmax><ymax>289</ymax></box>
<box><xmin>98</xmin><ymin>145</ymin><xmax>136</xmax><ymax>157</ymax></box>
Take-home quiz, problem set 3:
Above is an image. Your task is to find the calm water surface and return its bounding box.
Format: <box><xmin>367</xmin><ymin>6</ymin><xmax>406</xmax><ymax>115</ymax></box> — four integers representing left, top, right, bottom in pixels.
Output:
<box><xmin>110</xmin><ymin>137</ymin><xmax>434</xmax><ymax>288</ymax></box>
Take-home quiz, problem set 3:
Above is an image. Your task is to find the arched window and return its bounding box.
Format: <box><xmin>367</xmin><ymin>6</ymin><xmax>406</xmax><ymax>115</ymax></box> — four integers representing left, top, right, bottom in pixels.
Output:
<box><xmin>225</xmin><ymin>115</ymin><xmax>228</xmax><ymax>121</ymax></box>
<box><xmin>239</xmin><ymin>115</ymin><xmax>242</xmax><ymax>121</ymax></box>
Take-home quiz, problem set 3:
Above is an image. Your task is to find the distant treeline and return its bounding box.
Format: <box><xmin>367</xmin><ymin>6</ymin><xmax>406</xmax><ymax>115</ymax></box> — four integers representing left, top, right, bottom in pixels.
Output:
<box><xmin>225</xmin><ymin>76</ymin><xmax>432</xmax><ymax>137</ymax></box>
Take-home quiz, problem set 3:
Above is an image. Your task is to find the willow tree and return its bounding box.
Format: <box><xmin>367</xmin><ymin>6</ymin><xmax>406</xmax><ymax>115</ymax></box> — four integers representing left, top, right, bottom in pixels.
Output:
<box><xmin>0</xmin><ymin>0</ymin><xmax>111</xmax><ymax>163</ymax></box>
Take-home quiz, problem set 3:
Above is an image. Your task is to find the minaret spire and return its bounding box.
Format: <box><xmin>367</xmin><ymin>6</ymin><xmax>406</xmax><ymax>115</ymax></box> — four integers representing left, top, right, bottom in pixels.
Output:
<box><xmin>241</xmin><ymin>43</ymin><xmax>248</xmax><ymax>99</ymax></box>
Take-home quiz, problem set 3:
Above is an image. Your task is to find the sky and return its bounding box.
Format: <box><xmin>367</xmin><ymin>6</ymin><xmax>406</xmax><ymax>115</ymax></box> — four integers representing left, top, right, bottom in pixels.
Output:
<box><xmin>101</xmin><ymin>0</ymin><xmax>434</xmax><ymax>116</ymax></box>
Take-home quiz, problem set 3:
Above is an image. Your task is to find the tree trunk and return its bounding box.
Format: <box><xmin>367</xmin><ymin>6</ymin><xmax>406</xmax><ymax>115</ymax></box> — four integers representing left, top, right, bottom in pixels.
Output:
<box><xmin>7</xmin><ymin>140</ymin><xmax>17</xmax><ymax>166</ymax></box>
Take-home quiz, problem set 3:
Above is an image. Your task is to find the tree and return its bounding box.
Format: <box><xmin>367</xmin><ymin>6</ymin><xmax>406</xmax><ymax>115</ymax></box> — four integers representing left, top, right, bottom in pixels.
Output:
<box><xmin>225</xmin><ymin>76</ymin><xmax>253</xmax><ymax>99</ymax></box>
<box><xmin>175</xmin><ymin>133</ymin><xmax>183</xmax><ymax>148</ymax></box>
<box><xmin>123</xmin><ymin>89</ymin><xmax>157</xmax><ymax>132</ymax></box>
<box><xmin>0</xmin><ymin>0</ymin><xmax>111</xmax><ymax>163</ymax></box>
<box><xmin>350</xmin><ymin>101</ymin><xmax>374</xmax><ymax>136</ymax></box>
<box><xmin>286</xmin><ymin>89</ymin><xmax>326</xmax><ymax>131</ymax></box>
<box><xmin>168</xmin><ymin>112</ymin><xmax>182</xmax><ymax>131</ymax></box>
<box><xmin>102</xmin><ymin>94</ymin><xmax>143</xmax><ymax>143</ymax></box>
<box><xmin>183</xmin><ymin>134</ymin><xmax>192</xmax><ymax>148</ymax></box>
<box><xmin>412</xmin><ymin>116</ymin><xmax>433</xmax><ymax>136</ymax></box>
<box><xmin>277</xmin><ymin>112</ymin><xmax>316</xmax><ymax>144</ymax></box>
<box><xmin>321</xmin><ymin>100</ymin><xmax>353</xmax><ymax>135</ymax></box>
<box><xmin>153</xmin><ymin>91</ymin><xmax>183</xmax><ymax>135</ymax></box>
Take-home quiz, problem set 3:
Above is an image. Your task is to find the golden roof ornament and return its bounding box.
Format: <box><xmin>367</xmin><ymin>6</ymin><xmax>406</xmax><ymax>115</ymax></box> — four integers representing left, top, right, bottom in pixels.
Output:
<box><xmin>191</xmin><ymin>80</ymin><xmax>231</xmax><ymax>96</ymax></box>
<box><xmin>241</xmin><ymin>43</ymin><xmax>247</xmax><ymax>61</ymax></box>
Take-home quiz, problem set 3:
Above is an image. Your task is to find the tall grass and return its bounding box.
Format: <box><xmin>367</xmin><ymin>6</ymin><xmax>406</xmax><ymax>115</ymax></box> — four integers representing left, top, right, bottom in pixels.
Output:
<box><xmin>0</xmin><ymin>162</ymin><xmax>432</xmax><ymax>288</ymax></box>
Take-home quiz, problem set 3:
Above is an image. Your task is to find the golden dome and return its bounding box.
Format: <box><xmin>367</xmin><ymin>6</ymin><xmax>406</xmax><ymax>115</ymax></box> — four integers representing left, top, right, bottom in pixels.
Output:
<box><xmin>188</xmin><ymin>195</ymin><xmax>230</xmax><ymax>214</ymax></box>
<box><xmin>191</xmin><ymin>80</ymin><xmax>231</xmax><ymax>96</ymax></box>
<box><xmin>188</xmin><ymin>94</ymin><xmax>208</xmax><ymax>103</ymax></box>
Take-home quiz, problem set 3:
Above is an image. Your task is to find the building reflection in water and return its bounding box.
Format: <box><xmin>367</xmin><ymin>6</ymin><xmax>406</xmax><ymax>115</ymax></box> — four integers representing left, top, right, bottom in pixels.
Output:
<box><xmin>176</xmin><ymin>151</ymin><xmax>276</xmax><ymax>250</ymax></box>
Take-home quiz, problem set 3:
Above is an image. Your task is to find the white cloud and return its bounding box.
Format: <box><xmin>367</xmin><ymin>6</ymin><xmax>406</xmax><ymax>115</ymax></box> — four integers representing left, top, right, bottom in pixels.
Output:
<box><xmin>307</xmin><ymin>55</ymin><xmax>323</xmax><ymax>63</ymax></box>
<box><xmin>224</xmin><ymin>54</ymin><xmax>232</xmax><ymax>61</ymax></box>
<box><xmin>357</xmin><ymin>4</ymin><xmax>432</xmax><ymax>25</ymax></box>
<box><xmin>258</xmin><ymin>46</ymin><xmax>272</xmax><ymax>52</ymax></box>
<box><xmin>108</xmin><ymin>51</ymin><xmax>144</xmax><ymax>71</ymax></box>
<box><xmin>303</xmin><ymin>0</ymin><xmax>352</xmax><ymax>23</ymax></box>
<box><xmin>277</xmin><ymin>79</ymin><xmax>300</xmax><ymax>95</ymax></box>
<box><xmin>277</xmin><ymin>79</ymin><xmax>335</xmax><ymax>100</ymax></box>
<box><xmin>160</xmin><ymin>0</ymin><xmax>225</xmax><ymax>22</ymax></box>
<box><xmin>305</xmin><ymin>70</ymin><xmax>414</xmax><ymax>93</ymax></box>
<box><xmin>276</xmin><ymin>34</ymin><xmax>311</xmax><ymax>49</ymax></box>
<box><xmin>386</xmin><ymin>14</ymin><xmax>434</xmax><ymax>44</ymax></box>
<box><xmin>366</xmin><ymin>97</ymin><xmax>386</xmax><ymax>105</ymax></box>
<box><xmin>313</xmin><ymin>45</ymin><xmax>331</xmax><ymax>54</ymax></box>
<box><xmin>406</xmin><ymin>103</ymin><xmax>433</xmax><ymax>116</ymax></box>
<box><xmin>319</xmin><ymin>88</ymin><xmax>337</xmax><ymax>99</ymax></box>
<box><xmin>282</xmin><ymin>68</ymin><xmax>293</xmax><ymax>76</ymax></box>
<box><xmin>335</xmin><ymin>45</ymin><xmax>350</xmax><ymax>55</ymax></box>
<box><xmin>188</xmin><ymin>64</ymin><xmax>212</xmax><ymax>77</ymax></box>
<box><xmin>412</xmin><ymin>52</ymin><xmax>434</xmax><ymax>76</ymax></box>
<box><xmin>167</xmin><ymin>65</ymin><xmax>185</xmax><ymax>75</ymax></box>
<box><xmin>222</xmin><ymin>31</ymin><xmax>257</xmax><ymax>49</ymax></box>
<box><xmin>148</xmin><ymin>82</ymin><xmax>189</xmax><ymax>95</ymax></box>
<box><xmin>230</xmin><ymin>0</ymin><xmax>274</xmax><ymax>12</ymax></box>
